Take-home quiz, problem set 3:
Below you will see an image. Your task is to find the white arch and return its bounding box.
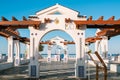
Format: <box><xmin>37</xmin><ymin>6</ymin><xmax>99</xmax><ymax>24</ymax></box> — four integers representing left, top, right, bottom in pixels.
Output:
<box><xmin>29</xmin><ymin>24</ymin><xmax>86</xmax><ymax>78</ymax></box>
<box><xmin>28</xmin><ymin>4</ymin><xmax>87</xmax><ymax>78</ymax></box>
<box><xmin>31</xmin><ymin>28</ymin><xmax>77</xmax><ymax>42</ymax></box>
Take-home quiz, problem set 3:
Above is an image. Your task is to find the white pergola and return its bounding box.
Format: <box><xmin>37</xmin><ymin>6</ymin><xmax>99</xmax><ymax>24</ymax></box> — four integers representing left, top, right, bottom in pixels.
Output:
<box><xmin>46</xmin><ymin>36</ymin><xmax>68</xmax><ymax>62</ymax></box>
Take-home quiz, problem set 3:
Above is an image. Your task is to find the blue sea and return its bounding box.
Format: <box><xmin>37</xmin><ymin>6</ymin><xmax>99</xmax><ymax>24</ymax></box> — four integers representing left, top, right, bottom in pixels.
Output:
<box><xmin>41</xmin><ymin>53</ymin><xmax>120</xmax><ymax>59</ymax></box>
<box><xmin>41</xmin><ymin>54</ymin><xmax>76</xmax><ymax>58</ymax></box>
<box><xmin>1</xmin><ymin>54</ymin><xmax>25</xmax><ymax>58</ymax></box>
<box><xmin>1</xmin><ymin>53</ymin><xmax>120</xmax><ymax>58</ymax></box>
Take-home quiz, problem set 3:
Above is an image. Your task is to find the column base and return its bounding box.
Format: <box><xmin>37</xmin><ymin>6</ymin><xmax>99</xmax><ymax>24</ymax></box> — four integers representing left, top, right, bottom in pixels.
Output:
<box><xmin>63</xmin><ymin>58</ymin><xmax>68</xmax><ymax>63</ymax></box>
<box><xmin>14</xmin><ymin>58</ymin><xmax>20</xmax><ymax>66</ymax></box>
<box><xmin>7</xmin><ymin>59</ymin><xmax>13</xmax><ymax>63</ymax></box>
<box><xmin>54</xmin><ymin>55</ymin><xmax>60</xmax><ymax>61</ymax></box>
<box><xmin>75</xmin><ymin>63</ymin><xmax>86</xmax><ymax>78</ymax></box>
<box><xmin>47</xmin><ymin>57</ymin><xmax>51</xmax><ymax>62</ymax></box>
<box><xmin>29</xmin><ymin>60</ymin><xmax>40</xmax><ymax>78</ymax></box>
<box><xmin>27</xmin><ymin>57</ymin><xmax>30</xmax><ymax>60</ymax></box>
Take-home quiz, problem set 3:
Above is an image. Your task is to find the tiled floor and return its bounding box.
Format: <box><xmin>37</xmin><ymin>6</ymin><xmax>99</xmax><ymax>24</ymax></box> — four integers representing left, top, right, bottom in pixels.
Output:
<box><xmin>0</xmin><ymin>61</ymin><xmax>120</xmax><ymax>80</ymax></box>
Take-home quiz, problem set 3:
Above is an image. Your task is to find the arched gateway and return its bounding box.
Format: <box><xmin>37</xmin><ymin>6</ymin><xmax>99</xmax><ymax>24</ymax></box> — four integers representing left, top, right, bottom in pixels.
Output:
<box><xmin>29</xmin><ymin>4</ymin><xmax>86</xmax><ymax>78</ymax></box>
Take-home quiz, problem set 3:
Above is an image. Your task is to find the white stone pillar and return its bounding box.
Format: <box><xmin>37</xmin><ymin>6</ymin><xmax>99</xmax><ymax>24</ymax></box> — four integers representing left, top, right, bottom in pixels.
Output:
<box><xmin>85</xmin><ymin>43</ymin><xmax>90</xmax><ymax>53</ymax></box>
<box><xmin>85</xmin><ymin>43</ymin><xmax>90</xmax><ymax>61</ymax></box>
<box><xmin>64</xmin><ymin>45</ymin><xmax>68</xmax><ymax>63</ymax></box>
<box><xmin>101</xmin><ymin>36</ymin><xmax>108</xmax><ymax>58</ymax></box>
<box><xmin>26</xmin><ymin>44</ymin><xmax>30</xmax><ymax>59</ymax></box>
<box><xmin>95</xmin><ymin>29</ymin><xmax>102</xmax><ymax>54</ymax></box>
<box><xmin>47</xmin><ymin>44</ymin><xmax>52</xmax><ymax>62</ymax></box>
<box><xmin>95</xmin><ymin>40</ymin><xmax>101</xmax><ymax>54</ymax></box>
<box><xmin>7</xmin><ymin>36</ymin><xmax>14</xmax><ymax>63</ymax></box>
<box><xmin>29</xmin><ymin>32</ymin><xmax>39</xmax><ymax>78</ymax></box>
<box><xmin>0</xmin><ymin>54</ymin><xmax>2</xmax><ymax>59</ymax></box>
<box><xmin>54</xmin><ymin>47</ymin><xmax>60</xmax><ymax>61</ymax></box>
<box><xmin>57</xmin><ymin>48</ymin><xmax>61</xmax><ymax>61</ymax></box>
<box><xmin>75</xmin><ymin>30</ymin><xmax>86</xmax><ymax>78</ymax></box>
<box><xmin>14</xmin><ymin>40</ymin><xmax>20</xmax><ymax>66</ymax></box>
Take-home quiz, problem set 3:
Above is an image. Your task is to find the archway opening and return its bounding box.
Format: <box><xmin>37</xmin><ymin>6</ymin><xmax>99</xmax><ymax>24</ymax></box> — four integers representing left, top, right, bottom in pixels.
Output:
<box><xmin>39</xmin><ymin>30</ymin><xmax>76</xmax><ymax>61</ymax></box>
<box><xmin>38</xmin><ymin>30</ymin><xmax>76</xmax><ymax>77</ymax></box>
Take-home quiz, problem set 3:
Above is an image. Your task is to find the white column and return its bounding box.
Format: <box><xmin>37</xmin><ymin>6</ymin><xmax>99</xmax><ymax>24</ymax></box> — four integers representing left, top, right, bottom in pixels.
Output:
<box><xmin>64</xmin><ymin>45</ymin><xmax>68</xmax><ymax>63</ymax></box>
<box><xmin>0</xmin><ymin>54</ymin><xmax>2</xmax><ymax>59</ymax></box>
<box><xmin>57</xmin><ymin>47</ymin><xmax>61</xmax><ymax>61</ymax></box>
<box><xmin>26</xmin><ymin>44</ymin><xmax>30</xmax><ymax>59</ymax></box>
<box><xmin>101</xmin><ymin>36</ymin><xmax>108</xmax><ymax>58</ymax></box>
<box><xmin>29</xmin><ymin>32</ymin><xmax>39</xmax><ymax>78</ymax></box>
<box><xmin>14</xmin><ymin>40</ymin><xmax>20</xmax><ymax>66</ymax></box>
<box><xmin>7</xmin><ymin>36</ymin><xmax>14</xmax><ymax>63</ymax></box>
<box><xmin>95</xmin><ymin>29</ymin><xmax>102</xmax><ymax>54</ymax></box>
<box><xmin>85</xmin><ymin>43</ymin><xmax>90</xmax><ymax>53</ymax></box>
<box><xmin>47</xmin><ymin>44</ymin><xmax>52</xmax><ymax>62</ymax></box>
<box><xmin>95</xmin><ymin>40</ymin><xmax>101</xmax><ymax>54</ymax></box>
<box><xmin>75</xmin><ymin>30</ymin><xmax>86</xmax><ymax>78</ymax></box>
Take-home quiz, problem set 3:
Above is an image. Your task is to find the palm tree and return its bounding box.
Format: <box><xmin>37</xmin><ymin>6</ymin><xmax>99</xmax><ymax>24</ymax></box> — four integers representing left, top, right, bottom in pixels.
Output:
<box><xmin>38</xmin><ymin>44</ymin><xmax>44</xmax><ymax>59</ymax></box>
<box><xmin>39</xmin><ymin>44</ymin><xmax>44</xmax><ymax>51</ymax></box>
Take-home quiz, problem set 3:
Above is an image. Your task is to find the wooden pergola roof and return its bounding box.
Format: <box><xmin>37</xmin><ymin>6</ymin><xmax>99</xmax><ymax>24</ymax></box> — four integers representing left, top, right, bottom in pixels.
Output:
<box><xmin>85</xmin><ymin>37</ymin><xmax>102</xmax><ymax>43</ymax></box>
<box><xmin>74</xmin><ymin>16</ymin><xmax>120</xmax><ymax>44</ymax></box>
<box><xmin>0</xmin><ymin>16</ymin><xmax>120</xmax><ymax>44</ymax></box>
<box><xmin>0</xmin><ymin>16</ymin><xmax>40</xmax><ymax>44</ymax></box>
<box><xmin>40</xmin><ymin>41</ymin><xmax>75</xmax><ymax>45</ymax></box>
<box><xmin>74</xmin><ymin>16</ymin><xmax>120</xmax><ymax>28</ymax></box>
<box><xmin>0</xmin><ymin>16</ymin><xmax>40</xmax><ymax>29</ymax></box>
<box><xmin>13</xmin><ymin>37</ymin><xmax>30</xmax><ymax>43</ymax></box>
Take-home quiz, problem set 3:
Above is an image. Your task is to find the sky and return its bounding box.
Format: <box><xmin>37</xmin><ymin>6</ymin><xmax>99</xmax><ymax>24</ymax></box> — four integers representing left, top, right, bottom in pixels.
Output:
<box><xmin>0</xmin><ymin>0</ymin><xmax>120</xmax><ymax>54</ymax></box>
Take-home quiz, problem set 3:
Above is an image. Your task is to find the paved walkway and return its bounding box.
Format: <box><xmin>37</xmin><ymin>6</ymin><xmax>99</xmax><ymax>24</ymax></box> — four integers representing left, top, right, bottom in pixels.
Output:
<box><xmin>0</xmin><ymin>61</ymin><xmax>120</xmax><ymax>80</ymax></box>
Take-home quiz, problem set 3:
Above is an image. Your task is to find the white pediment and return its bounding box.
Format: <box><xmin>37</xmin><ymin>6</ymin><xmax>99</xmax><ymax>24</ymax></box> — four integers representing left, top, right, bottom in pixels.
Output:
<box><xmin>50</xmin><ymin>36</ymin><xmax>64</xmax><ymax>41</ymax></box>
<box><xmin>50</xmin><ymin>36</ymin><xmax>65</xmax><ymax>48</ymax></box>
<box><xmin>36</xmin><ymin>3</ymin><xmax>79</xmax><ymax>16</ymax></box>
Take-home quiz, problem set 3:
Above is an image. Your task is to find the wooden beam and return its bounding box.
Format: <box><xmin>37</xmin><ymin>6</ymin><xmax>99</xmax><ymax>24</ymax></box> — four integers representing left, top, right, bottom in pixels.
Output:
<box><xmin>87</xmin><ymin>16</ymin><xmax>92</xmax><ymax>21</ymax></box>
<box><xmin>97</xmin><ymin>28</ymin><xmax>116</xmax><ymax>36</ymax></box>
<box><xmin>23</xmin><ymin>16</ymin><xmax>27</xmax><ymax>21</ymax></box>
<box><xmin>74</xmin><ymin>20</ymin><xmax>120</xmax><ymax>25</ymax></box>
<box><xmin>40</xmin><ymin>41</ymin><xmax>75</xmax><ymax>45</ymax></box>
<box><xmin>5</xmin><ymin>27</ymin><xmax>19</xmax><ymax>35</ymax></box>
<box><xmin>0</xmin><ymin>31</ymin><xmax>9</xmax><ymax>38</ymax></box>
<box><xmin>87</xmin><ymin>25</ymin><xmax>120</xmax><ymax>28</ymax></box>
<box><xmin>12</xmin><ymin>16</ymin><xmax>18</xmax><ymax>21</ymax></box>
<box><xmin>108</xmin><ymin>31</ymin><xmax>120</xmax><ymax>37</ymax></box>
<box><xmin>0</xmin><ymin>21</ymin><xmax>41</xmax><ymax>29</ymax></box>
<box><xmin>96</xmin><ymin>64</ymin><xmax>99</xmax><ymax>80</ymax></box>
<box><xmin>8</xmin><ymin>25</ymin><xmax>29</xmax><ymax>29</ymax></box>
<box><xmin>87</xmin><ymin>52</ymin><xmax>97</xmax><ymax>65</ymax></box>
<box><xmin>1</xmin><ymin>29</ymin><xmax>20</xmax><ymax>38</ymax></box>
<box><xmin>108</xmin><ymin>16</ymin><xmax>114</xmax><ymax>21</ymax></box>
<box><xmin>97</xmin><ymin>30</ymin><xmax>108</xmax><ymax>36</ymax></box>
<box><xmin>95</xmin><ymin>51</ymin><xmax>107</xmax><ymax>80</ymax></box>
<box><xmin>1</xmin><ymin>16</ymin><xmax>8</xmax><ymax>21</ymax></box>
<box><xmin>95</xmin><ymin>51</ymin><xmax>107</xmax><ymax>68</ymax></box>
<box><xmin>85</xmin><ymin>37</ymin><xmax>102</xmax><ymax>43</ymax></box>
<box><xmin>97</xmin><ymin>16</ymin><xmax>103</xmax><ymax>20</ymax></box>
<box><xmin>40</xmin><ymin>41</ymin><xmax>51</xmax><ymax>44</ymax></box>
<box><xmin>85</xmin><ymin>37</ymin><xmax>95</xmax><ymax>42</ymax></box>
<box><xmin>23</xmin><ymin>38</ymin><xmax>30</xmax><ymax>42</ymax></box>
<box><xmin>14</xmin><ymin>37</ymin><xmax>30</xmax><ymax>43</ymax></box>
<box><xmin>60</xmin><ymin>41</ymin><xmax>75</xmax><ymax>44</ymax></box>
<box><xmin>96</xmin><ymin>37</ymin><xmax>102</xmax><ymax>40</ymax></box>
<box><xmin>0</xmin><ymin>26</ymin><xmax>8</xmax><ymax>30</ymax></box>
